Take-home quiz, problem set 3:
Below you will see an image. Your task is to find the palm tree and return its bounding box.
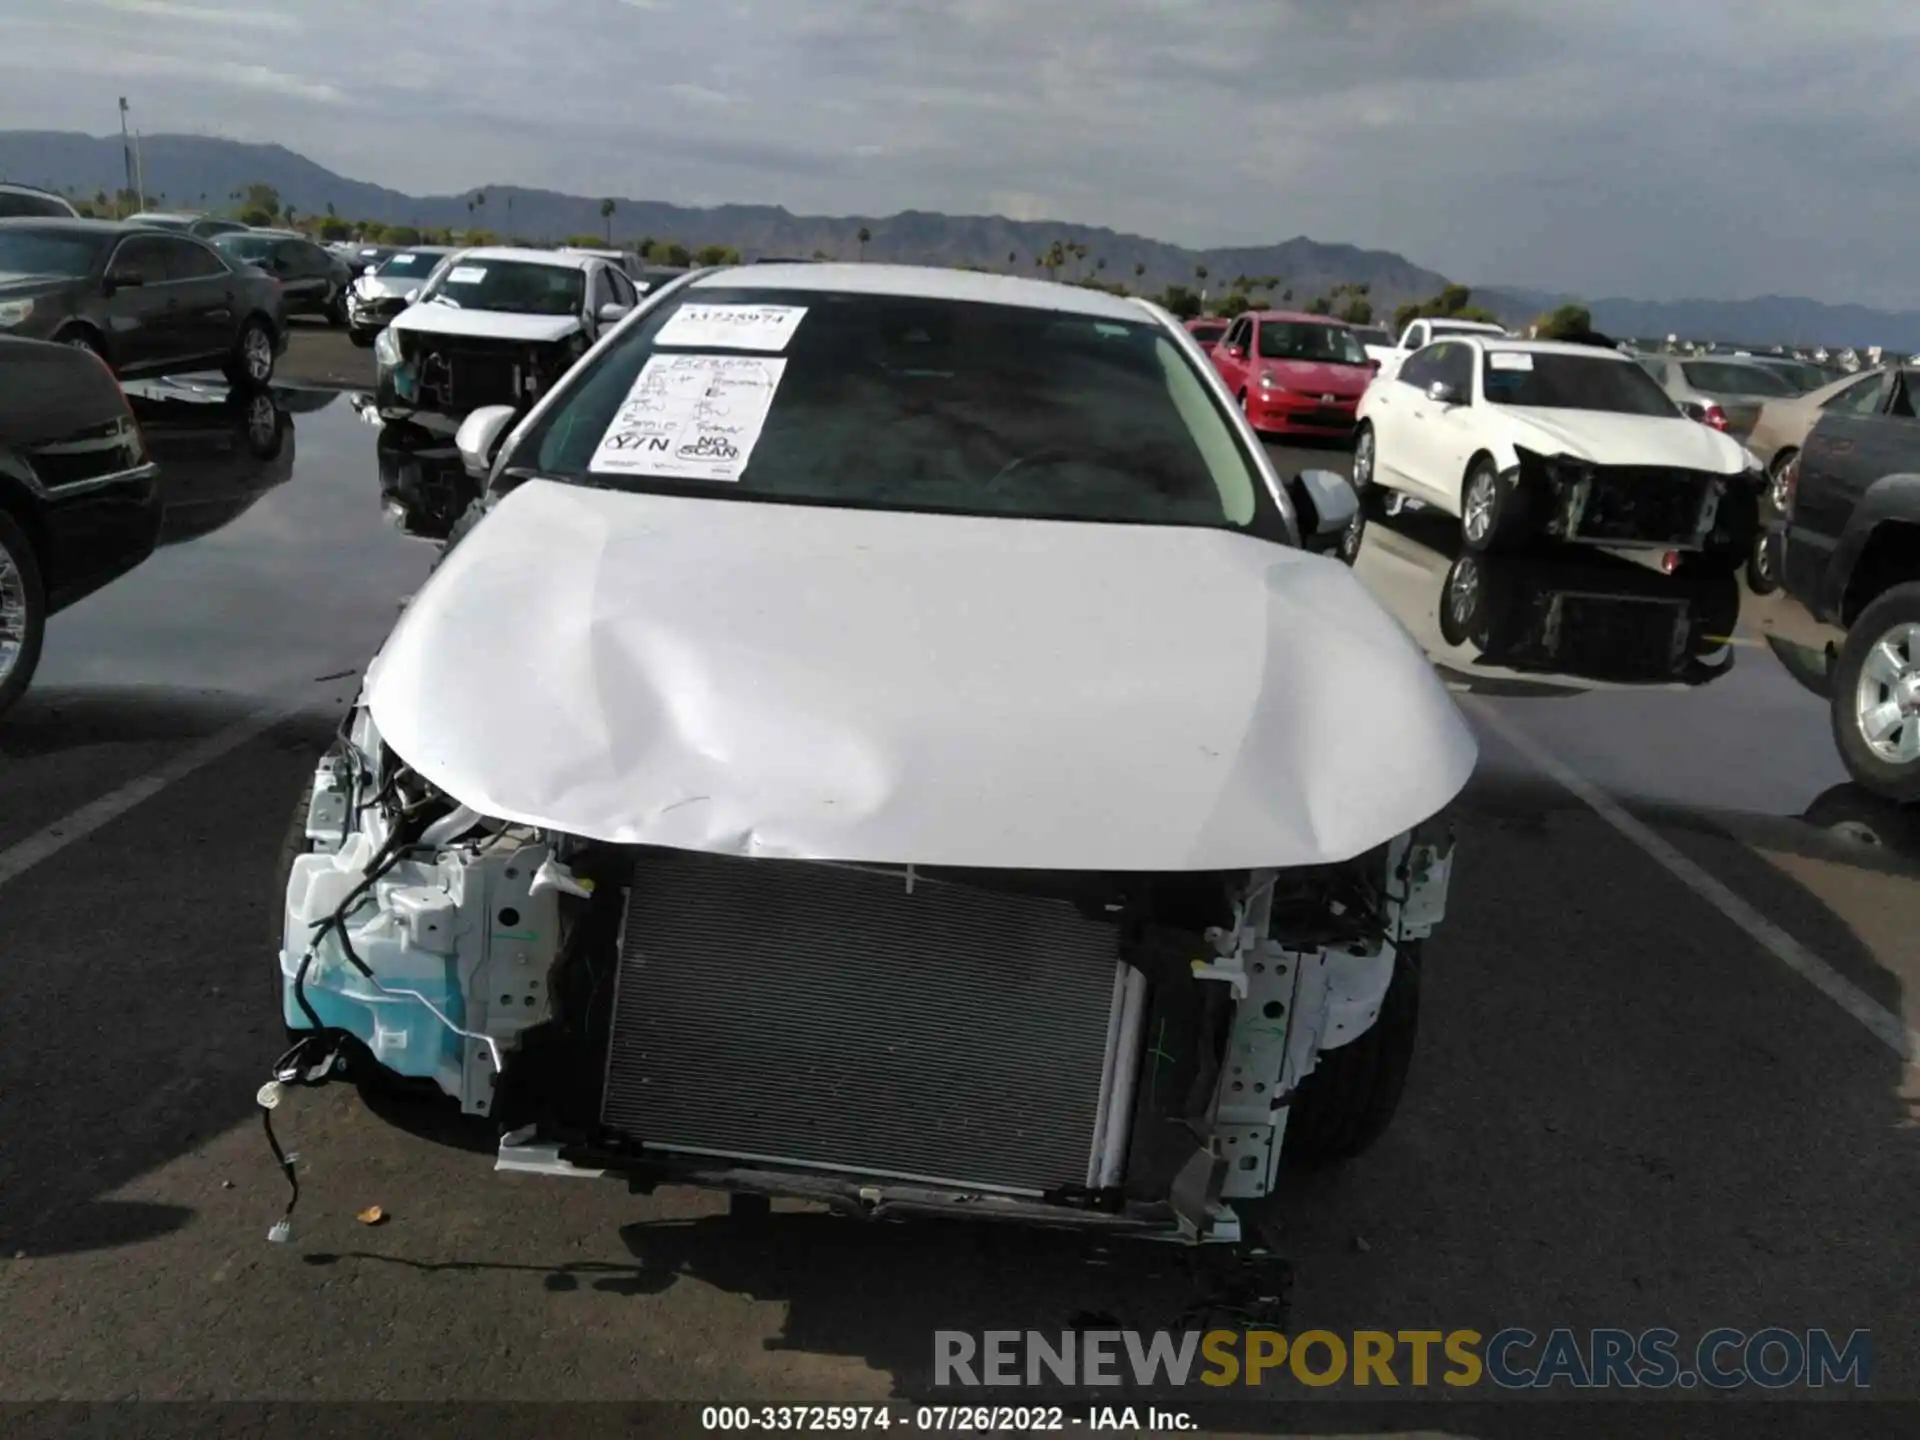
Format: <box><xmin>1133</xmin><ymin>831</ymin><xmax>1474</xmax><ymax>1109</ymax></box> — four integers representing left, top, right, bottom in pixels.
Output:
<box><xmin>857</xmin><ymin>225</ymin><xmax>871</xmax><ymax>260</ymax></box>
<box><xmin>600</xmin><ymin>197</ymin><xmax>616</xmax><ymax>242</ymax></box>
<box><xmin>1133</xmin><ymin>261</ymin><xmax>1146</xmax><ymax>282</ymax></box>
<box><xmin>1007</xmin><ymin>250</ymin><xmax>1017</xmax><ymax>269</ymax></box>
<box><xmin>1194</xmin><ymin>264</ymin><xmax>1209</xmax><ymax>289</ymax></box>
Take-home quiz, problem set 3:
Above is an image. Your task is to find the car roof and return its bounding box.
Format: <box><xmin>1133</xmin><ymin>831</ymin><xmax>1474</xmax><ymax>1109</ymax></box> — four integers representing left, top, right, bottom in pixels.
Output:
<box><xmin>128</xmin><ymin>211</ymin><xmax>199</xmax><ymax>221</ymax></box>
<box><xmin>455</xmin><ymin>246</ymin><xmax>599</xmax><ymax>269</ymax></box>
<box><xmin>1464</xmin><ymin>337</ymin><xmax>1633</xmax><ymax>360</ymax></box>
<box><xmin>1418</xmin><ymin>317</ymin><xmax>1508</xmax><ymax>332</ymax></box>
<box><xmin>1247</xmin><ymin>309</ymin><xmax>1350</xmax><ymax>325</ymax></box>
<box><xmin>690</xmin><ymin>262</ymin><xmax>1152</xmax><ymax>321</ymax></box>
<box><xmin>0</xmin><ymin>216</ymin><xmax>141</xmax><ymax>236</ymax></box>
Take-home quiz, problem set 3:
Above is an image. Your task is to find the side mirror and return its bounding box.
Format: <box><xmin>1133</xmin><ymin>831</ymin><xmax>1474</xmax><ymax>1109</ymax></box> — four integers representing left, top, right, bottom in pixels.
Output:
<box><xmin>1427</xmin><ymin>380</ymin><xmax>1464</xmax><ymax>406</ymax></box>
<box><xmin>456</xmin><ymin>404</ymin><xmax>517</xmax><ymax>480</ymax></box>
<box><xmin>1291</xmin><ymin>468</ymin><xmax>1360</xmax><ymax>553</ymax></box>
<box><xmin>597</xmin><ymin>301</ymin><xmax>633</xmax><ymax>325</ymax></box>
<box><xmin>1366</xmin><ymin>358</ymin><xmax>1381</xmax><ymax>373</ymax></box>
<box><xmin>363</xmin><ymin>264</ymin><xmax>378</xmax><ymax>277</ymax></box>
<box><xmin>1227</xmin><ymin>345</ymin><xmax>1247</xmax><ymax>360</ymax></box>
<box><xmin>404</xmin><ymin>288</ymin><xmax>420</xmax><ymax>303</ymax></box>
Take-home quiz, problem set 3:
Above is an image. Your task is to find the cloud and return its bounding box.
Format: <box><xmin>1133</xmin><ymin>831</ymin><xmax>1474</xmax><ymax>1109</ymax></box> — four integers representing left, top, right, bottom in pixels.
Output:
<box><xmin>0</xmin><ymin>0</ymin><xmax>1914</xmax><ymax>306</ymax></box>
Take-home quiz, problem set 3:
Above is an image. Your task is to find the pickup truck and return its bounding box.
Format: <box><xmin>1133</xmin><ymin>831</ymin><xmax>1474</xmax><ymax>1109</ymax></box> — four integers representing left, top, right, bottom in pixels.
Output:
<box><xmin>1779</xmin><ymin>370</ymin><xmax>1920</xmax><ymax>799</ymax></box>
<box><xmin>1370</xmin><ymin>316</ymin><xmax>1508</xmax><ymax>376</ymax></box>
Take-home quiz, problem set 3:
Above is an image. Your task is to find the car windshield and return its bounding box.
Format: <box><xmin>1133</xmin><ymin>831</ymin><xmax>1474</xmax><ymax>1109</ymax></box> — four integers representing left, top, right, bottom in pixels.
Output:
<box><xmin>1481</xmin><ymin>351</ymin><xmax>1681</xmax><ymax>415</ymax></box>
<box><xmin>1353</xmin><ymin>327</ymin><xmax>1391</xmax><ymax>347</ymax></box>
<box><xmin>132</xmin><ymin>215</ymin><xmax>192</xmax><ymax>231</ymax></box>
<box><xmin>424</xmin><ymin>259</ymin><xmax>585</xmax><ymax>315</ymax></box>
<box><xmin>0</xmin><ymin>227</ymin><xmax>107</xmax><ymax>277</ymax></box>
<box><xmin>377</xmin><ymin>251</ymin><xmax>447</xmax><ymax>278</ymax></box>
<box><xmin>1680</xmin><ymin>361</ymin><xmax>1795</xmax><ymax>396</ymax></box>
<box><xmin>214</xmin><ymin>234</ymin><xmax>278</xmax><ymax>262</ymax></box>
<box><xmin>1256</xmin><ymin>321</ymin><xmax>1368</xmax><ymax>365</ymax></box>
<box><xmin>1431</xmin><ymin>321</ymin><xmax>1501</xmax><ymax>339</ymax></box>
<box><xmin>516</xmin><ymin>288</ymin><xmax>1273</xmax><ymax>532</ymax></box>
<box><xmin>1753</xmin><ymin>360</ymin><xmax>1829</xmax><ymax>393</ymax></box>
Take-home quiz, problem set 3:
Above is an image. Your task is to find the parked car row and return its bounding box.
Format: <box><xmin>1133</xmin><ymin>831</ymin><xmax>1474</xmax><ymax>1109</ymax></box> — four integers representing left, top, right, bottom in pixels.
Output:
<box><xmin>0</xmin><ymin>218</ymin><xmax>287</xmax><ymax>386</ymax></box>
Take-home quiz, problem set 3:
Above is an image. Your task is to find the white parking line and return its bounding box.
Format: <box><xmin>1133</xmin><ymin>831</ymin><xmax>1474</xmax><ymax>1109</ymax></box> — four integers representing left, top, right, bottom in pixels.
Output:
<box><xmin>0</xmin><ymin>696</ymin><xmax>310</xmax><ymax>893</ymax></box>
<box><xmin>1466</xmin><ymin>698</ymin><xmax>1920</xmax><ymax>1063</ymax></box>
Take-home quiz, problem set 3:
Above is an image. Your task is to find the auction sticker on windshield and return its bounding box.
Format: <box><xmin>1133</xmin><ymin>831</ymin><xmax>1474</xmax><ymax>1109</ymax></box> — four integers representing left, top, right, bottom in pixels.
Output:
<box><xmin>1488</xmin><ymin>351</ymin><xmax>1534</xmax><ymax>371</ymax></box>
<box><xmin>587</xmin><ymin>352</ymin><xmax>786</xmax><ymax>482</ymax></box>
<box><xmin>447</xmin><ymin>265</ymin><xmax>487</xmax><ymax>283</ymax></box>
<box><xmin>655</xmin><ymin>304</ymin><xmax>808</xmax><ymax>352</ymax></box>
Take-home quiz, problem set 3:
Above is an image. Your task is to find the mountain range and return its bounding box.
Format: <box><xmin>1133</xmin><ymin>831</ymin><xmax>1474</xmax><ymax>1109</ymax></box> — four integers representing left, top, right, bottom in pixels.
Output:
<box><xmin>6</xmin><ymin>131</ymin><xmax>1918</xmax><ymax>348</ymax></box>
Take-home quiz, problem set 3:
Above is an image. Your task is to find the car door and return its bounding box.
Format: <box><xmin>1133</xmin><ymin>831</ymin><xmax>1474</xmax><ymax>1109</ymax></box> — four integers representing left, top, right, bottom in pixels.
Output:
<box><xmin>1373</xmin><ymin>345</ymin><xmax>1442</xmax><ymax>493</ymax></box>
<box><xmin>1395</xmin><ymin>342</ymin><xmax>1471</xmax><ymax>503</ymax></box>
<box><xmin>586</xmin><ymin>264</ymin><xmax>621</xmax><ymax>340</ymax></box>
<box><xmin>157</xmin><ymin>235</ymin><xmax>238</xmax><ymax>360</ymax></box>
<box><xmin>275</xmin><ymin>240</ymin><xmax>328</xmax><ymax>311</ymax></box>
<box><xmin>1213</xmin><ymin>316</ymin><xmax>1252</xmax><ymax>394</ymax></box>
<box><xmin>1419</xmin><ymin>343</ymin><xmax>1481</xmax><ymax>509</ymax></box>
<box><xmin>99</xmin><ymin>234</ymin><xmax>180</xmax><ymax>372</ymax></box>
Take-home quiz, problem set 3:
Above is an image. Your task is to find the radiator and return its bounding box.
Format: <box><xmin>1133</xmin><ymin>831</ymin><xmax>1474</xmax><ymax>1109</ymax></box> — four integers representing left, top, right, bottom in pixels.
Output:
<box><xmin>600</xmin><ymin>849</ymin><xmax>1127</xmax><ymax>1194</ymax></box>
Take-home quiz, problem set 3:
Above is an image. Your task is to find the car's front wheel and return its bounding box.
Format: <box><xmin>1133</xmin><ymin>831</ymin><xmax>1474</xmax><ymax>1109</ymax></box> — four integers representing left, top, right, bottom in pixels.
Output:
<box><xmin>1767</xmin><ymin>448</ymin><xmax>1798</xmax><ymax>514</ymax></box>
<box><xmin>348</xmin><ymin>328</ymin><xmax>377</xmax><ymax>349</ymax></box>
<box><xmin>1283</xmin><ymin>942</ymin><xmax>1420</xmax><ymax>1160</ymax></box>
<box><xmin>0</xmin><ymin>508</ymin><xmax>48</xmax><ymax>721</ymax></box>
<box><xmin>1459</xmin><ymin>459</ymin><xmax>1521</xmax><ymax>554</ymax></box>
<box><xmin>1746</xmin><ymin>528</ymin><xmax>1782</xmax><ymax>595</ymax></box>
<box><xmin>226</xmin><ymin>317</ymin><xmax>277</xmax><ymax>389</ymax></box>
<box><xmin>326</xmin><ymin>288</ymin><xmax>349</xmax><ymax>328</ymax></box>
<box><xmin>57</xmin><ymin>326</ymin><xmax>109</xmax><ymax>368</ymax></box>
<box><xmin>1831</xmin><ymin>582</ymin><xmax>1920</xmax><ymax>802</ymax></box>
<box><xmin>1351</xmin><ymin>421</ymin><xmax>1376</xmax><ymax>494</ymax></box>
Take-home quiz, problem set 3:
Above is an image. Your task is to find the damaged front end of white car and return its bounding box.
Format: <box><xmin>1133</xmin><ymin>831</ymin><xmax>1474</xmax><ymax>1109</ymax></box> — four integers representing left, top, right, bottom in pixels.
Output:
<box><xmin>264</xmin><ymin>268</ymin><xmax>1476</xmax><ymax>1245</ymax></box>
<box><xmin>278</xmin><ymin>706</ymin><xmax>1458</xmax><ymax>1244</ymax></box>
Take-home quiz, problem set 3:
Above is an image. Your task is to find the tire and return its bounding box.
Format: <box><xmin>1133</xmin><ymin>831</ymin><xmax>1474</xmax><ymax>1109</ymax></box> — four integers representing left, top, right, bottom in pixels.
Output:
<box><xmin>1335</xmin><ymin>508</ymin><xmax>1366</xmax><ymax>566</ymax></box>
<box><xmin>1459</xmin><ymin>458</ymin><xmax>1521</xmax><ymax>554</ymax></box>
<box><xmin>1767</xmin><ymin>448</ymin><xmax>1798</xmax><ymax>514</ymax></box>
<box><xmin>225</xmin><ymin>316</ymin><xmax>276</xmax><ymax>389</ymax></box>
<box><xmin>1351</xmin><ymin>421</ymin><xmax>1376</xmax><ymax>495</ymax></box>
<box><xmin>0</xmin><ymin>507</ymin><xmax>49</xmax><ymax>721</ymax></box>
<box><xmin>1830</xmin><ymin>581</ymin><xmax>1920</xmax><ymax>803</ymax></box>
<box><xmin>1237</xmin><ymin>389</ymin><xmax>1259</xmax><ymax>437</ymax></box>
<box><xmin>57</xmin><ymin>325</ymin><xmax>110</xmax><ymax>369</ymax></box>
<box><xmin>1746</xmin><ymin>528</ymin><xmax>1782</xmax><ymax>595</ymax></box>
<box><xmin>1284</xmin><ymin>942</ymin><xmax>1421</xmax><ymax>1161</ymax></box>
<box><xmin>326</xmin><ymin>289</ymin><xmax>349</xmax><ymax>328</ymax></box>
<box><xmin>349</xmin><ymin>328</ymin><xmax>377</xmax><ymax>349</ymax></box>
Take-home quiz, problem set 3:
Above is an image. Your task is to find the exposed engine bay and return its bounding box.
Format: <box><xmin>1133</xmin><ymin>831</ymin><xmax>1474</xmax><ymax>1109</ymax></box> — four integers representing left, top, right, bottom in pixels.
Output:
<box><xmin>380</xmin><ymin>328</ymin><xmax>584</xmax><ymax>420</ymax></box>
<box><xmin>274</xmin><ymin>703</ymin><xmax>1457</xmax><ymax>1243</ymax></box>
<box><xmin>1513</xmin><ymin>446</ymin><xmax>1755</xmax><ymax>552</ymax></box>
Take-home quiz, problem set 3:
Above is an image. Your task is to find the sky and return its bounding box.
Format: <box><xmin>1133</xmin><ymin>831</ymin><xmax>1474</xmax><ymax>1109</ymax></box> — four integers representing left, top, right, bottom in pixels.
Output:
<box><xmin>2</xmin><ymin>0</ymin><xmax>1916</xmax><ymax>307</ymax></box>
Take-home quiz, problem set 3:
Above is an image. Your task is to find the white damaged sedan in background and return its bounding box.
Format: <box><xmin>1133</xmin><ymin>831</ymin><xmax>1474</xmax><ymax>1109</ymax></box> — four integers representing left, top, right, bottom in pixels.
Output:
<box><xmin>266</xmin><ymin>264</ymin><xmax>1476</xmax><ymax>1246</ymax></box>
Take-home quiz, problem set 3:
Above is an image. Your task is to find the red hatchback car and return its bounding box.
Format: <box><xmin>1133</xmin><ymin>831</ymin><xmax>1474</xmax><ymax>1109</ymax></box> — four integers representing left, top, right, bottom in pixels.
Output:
<box><xmin>1209</xmin><ymin>310</ymin><xmax>1379</xmax><ymax>437</ymax></box>
<box><xmin>1185</xmin><ymin>317</ymin><xmax>1230</xmax><ymax>355</ymax></box>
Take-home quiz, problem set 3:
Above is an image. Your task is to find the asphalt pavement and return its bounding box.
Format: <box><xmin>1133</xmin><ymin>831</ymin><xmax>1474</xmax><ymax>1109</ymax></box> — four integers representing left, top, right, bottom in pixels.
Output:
<box><xmin>1</xmin><ymin>399</ymin><xmax>1917</xmax><ymax>1436</ymax></box>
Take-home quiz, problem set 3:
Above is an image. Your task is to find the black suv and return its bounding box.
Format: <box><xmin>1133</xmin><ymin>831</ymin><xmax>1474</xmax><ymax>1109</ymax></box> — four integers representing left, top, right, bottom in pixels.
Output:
<box><xmin>0</xmin><ymin>218</ymin><xmax>287</xmax><ymax>386</ymax></box>
<box><xmin>1780</xmin><ymin>367</ymin><xmax>1920</xmax><ymax>799</ymax></box>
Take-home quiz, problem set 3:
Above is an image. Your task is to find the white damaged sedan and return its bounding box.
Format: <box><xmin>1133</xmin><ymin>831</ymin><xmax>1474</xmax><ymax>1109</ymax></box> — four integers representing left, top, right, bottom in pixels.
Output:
<box><xmin>272</xmin><ymin>264</ymin><xmax>1476</xmax><ymax>1243</ymax></box>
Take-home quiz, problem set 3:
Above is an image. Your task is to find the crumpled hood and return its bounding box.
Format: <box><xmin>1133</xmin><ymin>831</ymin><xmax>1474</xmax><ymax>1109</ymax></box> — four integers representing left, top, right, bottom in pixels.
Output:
<box><xmin>1264</xmin><ymin>359</ymin><xmax>1373</xmax><ymax>397</ymax></box>
<box><xmin>1499</xmin><ymin>407</ymin><xmax>1747</xmax><ymax>472</ymax></box>
<box><xmin>352</xmin><ymin>274</ymin><xmax>415</xmax><ymax>302</ymax></box>
<box><xmin>388</xmin><ymin>305</ymin><xmax>583</xmax><ymax>343</ymax></box>
<box><xmin>365</xmin><ymin>481</ymin><xmax>1477</xmax><ymax>870</ymax></box>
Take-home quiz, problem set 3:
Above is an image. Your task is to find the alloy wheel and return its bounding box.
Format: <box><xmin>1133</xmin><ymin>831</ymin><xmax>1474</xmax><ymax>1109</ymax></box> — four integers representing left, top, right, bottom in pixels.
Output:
<box><xmin>1446</xmin><ymin>556</ymin><xmax>1481</xmax><ymax>632</ymax></box>
<box><xmin>1854</xmin><ymin>620</ymin><xmax>1920</xmax><ymax>765</ymax></box>
<box><xmin>1353</xmin><ymin>428</ymin><xmax>1374</xmax><ymax>488</ymax></box>
<box><xmin>244</xmin><ymin>326</ymin><xmax>273</xmax><ymax>382</ymax></box>
<box><xmin>0</xmin><ymin>536</ymin><xmax>27</xmax><ymax>685</ymax></box>
<box><xmin>1463</xmin><ymin>471</ymin><xmax>1495</xmax><ymax>543</ymax></box>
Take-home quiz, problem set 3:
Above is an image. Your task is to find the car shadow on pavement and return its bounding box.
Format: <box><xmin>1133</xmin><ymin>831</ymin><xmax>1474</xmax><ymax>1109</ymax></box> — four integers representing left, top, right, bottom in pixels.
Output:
<box><xmin>0</xmin><ymin>684</ymin><xmax>262</xmax><ymax>759</ymax></box>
